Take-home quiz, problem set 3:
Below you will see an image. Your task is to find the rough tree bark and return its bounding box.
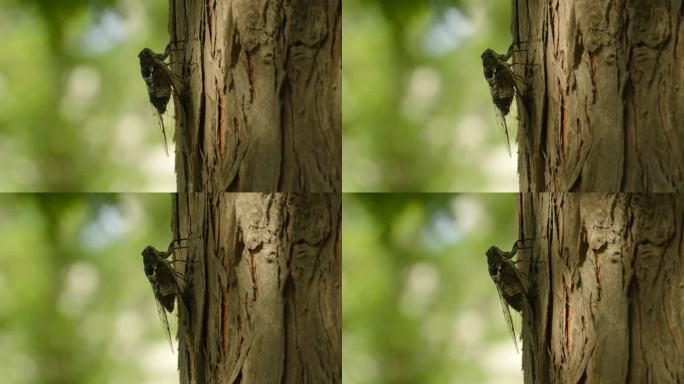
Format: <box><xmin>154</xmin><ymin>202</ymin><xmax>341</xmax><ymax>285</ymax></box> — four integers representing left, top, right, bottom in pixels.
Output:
<box><xmin>514</xmin><ymin>3</ymin><xmax>684</xmax><ymax>379</ymax></box>
<box><xmin>514</xmin><ymin>1</ymin><xmax>684</xmax><ymax>192</ymax></box>
<box><xmin>168</xmin><ymin>0</ymin><xmax>341</xmax><ymax>192</ymax></box>
<box><xmin>162</xmin><ymin>2</ymin><xmax>341</xmax><ymax>382</ymax></box>
<box><xmin>171</xmin><ymin>193</ymin><xmax>341</xmax><ymax>383</ymax></box>
<box><xmin>518</xmin><ymin>193</ymin><xmax>684</xmax><ymax>383</ymax></box>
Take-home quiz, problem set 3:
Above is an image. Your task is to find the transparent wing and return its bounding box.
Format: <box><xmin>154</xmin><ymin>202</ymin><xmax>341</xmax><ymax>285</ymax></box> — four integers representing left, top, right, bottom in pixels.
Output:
<box><xmin>495</xmin><ymin>284</ymin><xmax>518</xmax><ymax>352</ymax></box>
<box><xmin>152</xmin><ymin>109</ymin><xmax>169</xmax><ymax>156</ymax></box>
<box><xmin>155</xmin><ymin>297</ymin><xmax>174</xmax><ymax>352</ymax></box>
<box><xmin>494</xmin><ymin>107</ymin><xmax>512</xmax><ymax>156</ymax></box>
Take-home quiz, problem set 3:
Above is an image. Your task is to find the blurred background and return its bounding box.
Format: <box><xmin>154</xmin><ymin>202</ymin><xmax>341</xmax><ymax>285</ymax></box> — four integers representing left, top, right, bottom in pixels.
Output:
<box><xmin>0</xmin><ymin>192</ymin><xmax>527</xmax><ymax>384</ymax></box>
<box><xmin>0</xmin><ymin>194</ymin><xmax>179</xmax><ymax>383</ymax></box>
<box><xmin>0</xmin><ymin>0</ymin><xmax>521</xmax><ymax>192</ymax></box>
<box><xmin>343</xmin><ymin>193</ymin><xmax>524</xmax><ymax>383</ymax></box>
<box><xmin>343</xmin><ymin>0</ymin><xmax>520</xmax><ymax>191</ymax></box>
<box><xmin>0</xmin><ymin>0</ymin><xmax>175</xmax><ymax>191</ymax></box>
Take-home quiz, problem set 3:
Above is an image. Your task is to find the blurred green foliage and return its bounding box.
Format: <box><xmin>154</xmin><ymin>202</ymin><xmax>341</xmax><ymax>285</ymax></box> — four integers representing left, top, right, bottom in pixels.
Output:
<box><xmin>0</xmin><ymin>194</ymin><xmax>179</xmax><ymax>383</ymax></box>
<box><xmin>0</xmin><ymin>0</ymin><xmax>175</xmax><ymax>191</ymax></box>
<box><xmin>343</xmin><ymin>0</ymin><xmax>520</xmax><ymax>191</ymax></box>
<box><xmin>343</xmin><ymin>193</ymin><xmax>524</xmax><ymax>383</ymax></box>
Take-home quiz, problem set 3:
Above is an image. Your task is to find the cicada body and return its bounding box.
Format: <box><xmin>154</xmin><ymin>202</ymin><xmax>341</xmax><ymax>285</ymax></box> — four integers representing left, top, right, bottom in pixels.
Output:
<box><xmin>486</xmin><ymin>246</ymin><xmax>526</xmax><ymax>312</ymax></box>
<box><xmin>141</xmin><ymin>238</ymin><xmax>190</xmax><ymax>350</ymax></box>
<box><xmin>481</xmin><ymin>46</ymin><xmax>522</xmax><ymax>155</ymax></box>
<box><xmin>142</xmin><ymin>245</ymin><xmax>178</xmax><ymax>312</ymax></box>
<box><xmin>481</xmin><ymin>48</ymin><xmax>516</xmax><ymax>116</ymax></box>
<box><xmin>485</xmin><ymin>239</ymin><xmax>533</xmax><ymax>351</ymax></box>
<box><xmin>138</xmin><ymin>48</ymin><xmax>173</xmax><ymax>114</ymax></box>
<box><xmin>138</xmin><ymin>46</ymin><xmax>177</xmax><ymax>154</ymax></box>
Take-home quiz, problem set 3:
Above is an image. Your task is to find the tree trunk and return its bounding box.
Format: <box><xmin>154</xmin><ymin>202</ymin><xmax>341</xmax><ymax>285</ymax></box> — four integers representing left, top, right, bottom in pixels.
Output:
<box><xmin>519</xmin><ymin>193</ymin><xmax>684</xmax><ymax>383</ymax></box>
<box><xmin>169</xmin><ymin>0</ymin><xmax>341</xmax><ymax>192</ymax></box>
<box><xmin>172</xmin><ymin>193</ymin><xmax>341</xmax><ymax>383</ymax></box>
<box><xmin>514</xmin><ymin>0</ymin><xmax>684</xmax><ymax>192</ymax></box>
<box><xmin>164</xmin><ymin>2</ymin><xmax>341</xmax><ymax>382</ymax></box>
<box><xmin>515</xmin><ymin>2</ymin><xmax>684</xmax><ymax>378</ymax></box>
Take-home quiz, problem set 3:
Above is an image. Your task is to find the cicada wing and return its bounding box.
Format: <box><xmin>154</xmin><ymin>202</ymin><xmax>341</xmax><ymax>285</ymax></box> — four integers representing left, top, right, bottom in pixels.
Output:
<box><xmin>152</xmin><ymin>261</ymin><xmax>178</xmax><ymax>351</ymax></box>
<box><xmin>151</xmin><ymin>109</ymin><xmax>169</xmax><ymax>156</ymax></box>
<box><xmin>495</xmin><ymin>284</ymin><xmax>518</xmax><ymax>352</ymax></box>
<box><xmin>494</xmin><ymin>107</ymin><xmax>512</xmax><ymax>156</ymax></box>
<box><xmin>155</xmin><ymin>298</ymin><xmax>174</xmax><ymax>352</ymax></box>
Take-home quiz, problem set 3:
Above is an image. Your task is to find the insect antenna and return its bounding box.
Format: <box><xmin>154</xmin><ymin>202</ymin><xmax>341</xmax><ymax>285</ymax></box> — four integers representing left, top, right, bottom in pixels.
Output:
<box><xmin>173</xmin><ymin>271</ymin><xmax>188</xmax><ymax>283</ymax></box>
<box><xmin>170</xmin><ymin>235</ymin><xmax>192</xmax><ymax>243</ymax></box>
<box><xmin>166</xmin><ymin>41</ymin><xmax>186</xmax><ymax>52</ymax></box>
<box><xmin>171</xmin><ymin>259</ymin><xmax>196</xmax><ymax>265</ymax></box>
<box><xmin>165</xmin><ymin>234</ymin><xmax>193</xmax><ymax>254</ymax></box>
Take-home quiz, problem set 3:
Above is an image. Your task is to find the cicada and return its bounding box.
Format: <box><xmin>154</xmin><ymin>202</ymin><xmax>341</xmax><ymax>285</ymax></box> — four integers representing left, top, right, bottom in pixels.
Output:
<box><xmin>481</xmin><ymin>44</ymin><xmax>525</xmax><ymax>155</ymax></box>
<box><xmin>141</xmin><ymin>237</ymin><xmax>190</xmax><ymax>350</ymax></box>
<box><xmin>138</xmin><ymin>43</ymin><xmax>180</xmax><ymax>155</ymax></box>
<box><xmin>486</xmin><ymin>238</ymin><xmax>533</xmax><ymax>351</ymax></box>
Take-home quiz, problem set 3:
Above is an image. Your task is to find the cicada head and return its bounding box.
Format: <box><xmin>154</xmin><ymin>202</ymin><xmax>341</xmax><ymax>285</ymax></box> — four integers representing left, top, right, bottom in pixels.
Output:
<box><xmin>138</xmin><ymin>48</ymin><xmax>156</xmax><ymax>78</ymax></box>
<box><xmin>142</xmin><ymin>245</ymin><xmax>158</xmax><ymax>277</ymax></box>
<box><xmin>486</xmin><ymin>246</ymin><xmax>503</xmax><ymax>277</ymax></box>
<box><xmin>481</xmin><ymin>48</ymin><xmax>497</xmax><ymax>67</ymax></box>
<box><xmin>481</xmin><ymin>48</ymin><xmax>496</xmax><ymax>60</ymax></box>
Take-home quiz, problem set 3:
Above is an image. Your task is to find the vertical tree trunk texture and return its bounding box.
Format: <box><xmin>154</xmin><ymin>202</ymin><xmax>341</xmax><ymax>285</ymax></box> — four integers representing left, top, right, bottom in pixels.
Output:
<box><xmin>169</xmin><ymin>1</ymin><xmax>341</xmax><ymax>192</ymax></box>
<box><xmin>518</xmin><ymin>193</ymin><xmax>684</xmax><ymax>383</ymax></box>
<box><xmin>172</xmin><ymin>193</ymin><xmax>341</xmax><ymax>383</ymax></box>
<box><xmin>513</xmin><ymin>1</ymin><xmax>684</xmax><ymax>192</ymax></box>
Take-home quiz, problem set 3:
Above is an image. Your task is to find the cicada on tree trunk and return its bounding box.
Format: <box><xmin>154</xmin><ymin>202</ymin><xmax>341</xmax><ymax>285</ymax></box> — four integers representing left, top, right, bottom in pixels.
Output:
<box><xmin>141</xmin><ymin>237</ymin><xmax>191</xmax><ymax>351</ymax></box>
<box><xmin>486</xmin><ymin>238</ymin><xmax>534</xmax><ymax>351</ymax></box>
<box><xmin>138</xmin><ymin>43</ymin><xmax>182</xmax><ymax>155</ymax></box>
<box><xmin>481</xmin><ymin>43</ymin><xmax>527</xmax><ymax>155</ymax></box>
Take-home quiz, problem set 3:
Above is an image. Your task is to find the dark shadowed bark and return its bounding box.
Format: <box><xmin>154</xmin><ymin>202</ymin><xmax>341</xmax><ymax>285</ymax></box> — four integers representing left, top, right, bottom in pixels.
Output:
<box><xmin>172</xmin><ymin>193</ymin><xmax>341</xmax><ymax>383</ymax></box>
<box><xmin>514</xmin><ymin>1</ymin><xmax>684</xmax><ymax>192</ymax></box>
<box><xmin>169</xmin><ymin>0</ymin><xmax>341</xmax><ymax>192</ymax></box>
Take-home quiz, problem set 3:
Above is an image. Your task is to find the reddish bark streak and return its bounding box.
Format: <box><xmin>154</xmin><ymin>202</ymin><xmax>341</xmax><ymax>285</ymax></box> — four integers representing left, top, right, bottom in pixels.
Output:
<box><xmin>565</xmin><ymin>276</ymin><xmax>573</xmax><ymax>355</ymax></box>
<box><xmin>246</xmin><ymin>50</ymin><xmax>255</xmax><ymax>102</ymax></box>
<box><xmin>590</xmin><ymin>53</ymin><xmax>598</xmax><ymax>102</ymax></box>
<box><xmin>222</xmin><ymin>290</ymin><xmax>229</xmax><ymax>349</ymax></box>
<box><xmin>595</xmin><ymin>251</ymin><xmax>602</xmax><ymax>300</ymax></box>
<box><xmin>560</xmin><ymin>83</ymin><xmax>568</xmax><ymax>158</ymax></box>
<box><xmin>218</xmin><ymin>84</ymin><xmax>225</xmax><ymax>156</ymax></box>
<box><xmin>250</xmin><ymin>251</ymin><xmax>258</xmax><ymax>300</ymax></box>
